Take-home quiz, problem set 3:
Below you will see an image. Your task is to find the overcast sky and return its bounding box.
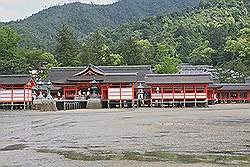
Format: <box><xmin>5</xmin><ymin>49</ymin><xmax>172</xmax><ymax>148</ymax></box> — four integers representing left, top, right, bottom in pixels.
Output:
<box><xmin>0</xmin><ymin>0</ymin><xmax>116</xmax><ymax>22</ymax></box>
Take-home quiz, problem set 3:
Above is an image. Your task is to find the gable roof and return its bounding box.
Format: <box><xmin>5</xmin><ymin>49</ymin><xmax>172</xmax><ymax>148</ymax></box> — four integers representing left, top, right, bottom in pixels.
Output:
<box><xmin>46</xmin><ymin>65</ymin><xmax>152</xmax><ymax>83</ymax></box>
<box><xmin>145</xmin><ymin>73</ymin><xmax>213</xmax><ymax>84</ymax></box>
<box><xmin>73</xmin><ymin>64</ymin><xmax>105</xmax><ymax>76</ymax></box>
<box><xmin>0</xmin><ymin>75</ymin><xmax>32</xmax><ymax>85</ymax></box>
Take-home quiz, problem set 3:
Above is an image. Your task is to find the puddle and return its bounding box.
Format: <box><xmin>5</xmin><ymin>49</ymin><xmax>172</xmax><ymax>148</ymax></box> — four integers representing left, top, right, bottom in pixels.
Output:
<box><xmin>121</xmin><ymin>116</ymin><xmax>133</xmax><ymax>120</ymax></box>
<box><xmin>179</xmin><ymin>131</ymin><xmax>198</xmax><ymax>134</ymax></box>
<box><xmin>62</xmin><ymin>146</ymin><xmax>82</xmax><ymax>149</ymax></box>
<box><xmin>89</xmin><ymin>145</ymin><xmax>106</xmax><ymax>148</ymax></box>
<box><xmin>159</xmin><ymin>131</ymin><xmax>170</xmax><ymax>134</ymax></box>
<box><xmin>36</xmin><ymin>149</ymin><xmax>250</xmax><ymax>165</ymax></box>
<box><xmin>154</xmin><ymin>135</ymin><xmax>168</xmax><ymax>138</ymax></box>
<box><xmin>121</xmin><ymin>136</ymin><xmax>144</xmax><ymax>139</ymax></box>
<box><xmin>0</xmin><ymin>144</ymin><xmax>28</xmax><ymax>151</ymax></box>
<box><xmin>239</xmin><ymin>130</ymin><xmax>250</xmax><ymax>133</ymax></box>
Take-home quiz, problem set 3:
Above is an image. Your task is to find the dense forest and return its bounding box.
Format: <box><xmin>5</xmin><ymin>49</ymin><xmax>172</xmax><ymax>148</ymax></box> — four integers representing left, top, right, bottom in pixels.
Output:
<box><xmin>0</xmin><ymin>0</ymin><xmax>249</xmax><ymax>83</ymax></box>
<box><xmin>3</xmin><ymin>0</ymin><xmax>199</xmax><ymax>51</ymax></box>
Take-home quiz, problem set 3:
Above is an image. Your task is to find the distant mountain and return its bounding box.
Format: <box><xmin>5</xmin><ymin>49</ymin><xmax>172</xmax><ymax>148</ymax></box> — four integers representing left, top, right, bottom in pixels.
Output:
<box><xmin>2</xmin><ymin>0</ymin><xmax>200</xmax><ymax>51</ymax></box>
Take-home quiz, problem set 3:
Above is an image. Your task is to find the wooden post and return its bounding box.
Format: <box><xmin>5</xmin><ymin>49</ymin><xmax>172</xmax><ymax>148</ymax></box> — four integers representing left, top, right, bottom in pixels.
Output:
<box><xmin>150</xmin><ymin>85</ymin><xmax>153</xmax><ymax>107</ymax></box>
<box><xmin>194</xmin><ymin>84</ymin><xmax>197</xmax><ymax>107</ymax></box>
<box><xmin>237</xmin><ymin>91</ymin><xmax>240</xmax><ymax>102</ymax></box>
<box><xmin>108</xmin><ymin>100</ymin><xmax>110</xmax><ymax>108</ymax></box>
<box><xmin>75</xmin><ymin>86</ymin><xmax>78</xmax><ymax>97</ymax></box>
<box><xmin>107</xmin><ymin>84</ymin><xmax>110</xmax><ymax>108</ymax></box>
<box><xmin>63</xmin><ymin>87</ymin><xmax>66</xmax><ymax>100</ymax></box>
<box><xmin>204</xmin><ymin>84</ymin><xmax>208</xmax><ymax>107</ymax></box>
<box><xmin>24</xmin><ymin>86</ymin><xmax>26</xmax><ymax>110</ymax></box>
<box><xmin>119</xmin><ymin>83</ymin><xmax>122</xmax><ymax>108</ymax></box>
<box><xmin>11</xmin><ymin>86</ymin><xmax>14</xmax><ymax>110</ymax></box>
<box><xmin>101</xmin><ymin>86</ymin><xmax>104</xmax><ymax>100</ymax></box>
<box><xmin>132</xmin><ymin>83</ymin><xmax>135</xmax><ymax>108</ymax></box>
<box><xmin>183</xmin><ymin>85</ymin><xmax>186</xmax><ymax>107</ymax></box>
<box><xmin>161</xmin><ymin>86</ymin><xmax>164</xmax><ymax>107</ymax></box>
<box><xmin>27</xmin><ymin>86</ymin><xmax>30</xmax><ymax>109</ymax></box>
<box><xmin>213</xmin><ymin>89</ymin><xmax>215</xmax><ymax>105</ymax></box>
<box><xmin>172</xmin><ymin>84</ymin><xmax>175</xmax><ymax>107</ymax></box>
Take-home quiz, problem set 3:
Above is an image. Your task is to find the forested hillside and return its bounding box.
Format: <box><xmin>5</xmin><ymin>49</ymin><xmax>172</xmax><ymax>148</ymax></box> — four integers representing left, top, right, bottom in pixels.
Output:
<box><xmin>3</xmin><ymin>0</ymin><xmax>199</xmax><ymax>50</ymax></box>
<box><xmin>0</xmin><ymin>0</ymin><xmax>249</xmax><ymax>83</ymax></box>
<box><xmin>76</xmin><ymin>0</ymin><xmax>249</xmax><ymax>82</ymax></box>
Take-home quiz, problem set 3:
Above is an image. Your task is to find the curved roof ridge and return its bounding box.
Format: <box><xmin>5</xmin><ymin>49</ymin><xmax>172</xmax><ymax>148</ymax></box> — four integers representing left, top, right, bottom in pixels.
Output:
<box><xmin>99</xmin><ymin>65</ymin><xmax>151</xmax><ymax>68</ymax></box>
<box><xmin>50</xmin><ymin>65</ymin><xmax>152</xmax><ymax>70</ymax></box>
<box><xmin>146</xmin><ymin>73</ymin><xmax>211</xmax><ymax>76</ymax></box>
<box><xmin>105</xmin><ymin>73</ymin><xmax>138</xmax><ymax>76</ymax></box>
<box><xmin>0</xmin><ymin>74</ymin><xmax>31</xmax><ymax>77</ymax></box>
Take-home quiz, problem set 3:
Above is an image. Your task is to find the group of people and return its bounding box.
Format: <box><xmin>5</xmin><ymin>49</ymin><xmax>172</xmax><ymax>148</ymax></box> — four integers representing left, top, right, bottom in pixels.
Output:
<box><xmin>77</xmin><ymin>89</ymin><xmax>91</xmax><ymax>100</ymax></box>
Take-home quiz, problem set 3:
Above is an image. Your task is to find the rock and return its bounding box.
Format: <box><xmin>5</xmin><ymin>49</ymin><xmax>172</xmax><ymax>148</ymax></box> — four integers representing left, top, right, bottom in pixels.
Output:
<box><xmin>32</xmin><ymin>100</ymin><xmax>57</xmax><ymax>111</ymax></box>
<box><xmin>86</xmin><ymin>98</ymin><xmax>102</xmax><ymax>109</ymax></box>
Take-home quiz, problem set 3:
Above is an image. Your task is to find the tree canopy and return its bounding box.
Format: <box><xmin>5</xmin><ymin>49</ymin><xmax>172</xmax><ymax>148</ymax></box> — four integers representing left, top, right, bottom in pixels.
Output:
<box><xmin>3</xmin><ymin>0</ymin><xmax>200</xmax><ymax>51</ymax></box>
<box><xmin>0</xmin><ymin>26</ymin><xmax>57</xmax><ymax>75</ymax></box>
<box><xmin>0</xmin><ymin>0</ymin><xmax>249</xmax><ymax>82</ymax></box>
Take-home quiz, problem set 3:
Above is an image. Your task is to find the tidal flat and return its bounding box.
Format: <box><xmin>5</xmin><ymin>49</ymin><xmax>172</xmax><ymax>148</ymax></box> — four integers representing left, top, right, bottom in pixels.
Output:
<box><xmin>0</xmin><ymin>104</ymin><xmax>249</xmax><ymax>167</ymax></box>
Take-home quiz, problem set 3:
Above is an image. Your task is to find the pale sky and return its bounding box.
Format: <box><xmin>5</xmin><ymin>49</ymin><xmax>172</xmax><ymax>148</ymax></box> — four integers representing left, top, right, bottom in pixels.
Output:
<box><xmin>0</xmin><ymin>0</ymin><xmax>116</xmax><ymax>22</ymax></box>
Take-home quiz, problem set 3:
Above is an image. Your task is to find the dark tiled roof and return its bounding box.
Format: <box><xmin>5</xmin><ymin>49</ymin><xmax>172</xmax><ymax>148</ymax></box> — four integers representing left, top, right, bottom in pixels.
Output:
<box><xmin>208</xmin><ymin>84</ymin><xmax>223</xmax><ymax>89</ymax></box>
<box><xmin>99</xmin><ymin>65</ymin><xmax>152</xmax><ymax>81</ymax></box>
<box><xmin>64</xmin><ymin>73</ymin><xmax>137</xmax><ymax>83</ymax></box>
<box><xmin>145</xmin><ymin>74</ymin><xmax>213</xmax><ymax>84</ymax></box>
<box><xmin>0</xmin><ymin>75</ymin><xmax>31</xmax><ymax>85</ymax></box>
<box><xmin>246</xmin><ymin>77</ymin><xmax>250</xmax><ymax>84</ymax></box>
<box><xmin>73</xmin><ymin>64</ymin><xmax>105</xmax><ymax>76</ymax></box>
<box><xmin>46</xmin><ymin>65</ymin><xmax>152</xmax><ymax>82</ymax></box>
<box><xmin>104</xmin><ymin>73</ymin><xmax>137</xmax><ymax>83</ymax></box>
<box><xmin>217</xmin><ymin>83</ymin><xmax>250</xmax><ymax>91</ymax></box>
<box><xmin>179</xmin><ymin>63</ymin><xmax>219</xmax><ymax>81</ymax></box>
<box><xmin>46</xmin><ymin>67</ymin><xmax>82</xmax><ymax>82</ymax></box>
<box><xmin>67</xmin><ymin>75</ymin><xmax>105</xmax><ymax>82</ymax></box>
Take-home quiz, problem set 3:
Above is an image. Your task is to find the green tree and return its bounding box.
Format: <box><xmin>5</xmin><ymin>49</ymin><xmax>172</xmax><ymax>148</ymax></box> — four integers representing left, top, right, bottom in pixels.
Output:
<box><xmin>79</xmin><ymin>30</ymin><xmax>113</xmax><ymax>65</ymax></box>
<box><xmin>155</xmin><ymin>56</ymin><xmax>181</xmax><ymax>74</ymax></box>
<box><xmin>136</xmin><ymin>39</ymin><xmax>154</xmax><ymax>65</ymax></box>
<box><xmin>220</xmin><ymin>28</ymin><xmax>250</xmax><ymax>81</ymax></box>
<box><xmin>189</xmin><ymin>41</ymin><xmax>215</xmax><ymax>65</ymax></box>
<box><xmin>101</xmin><ymin>53</ymin><xmax>125</xmax><ymax>66</ymax></box>
<box><xmin>55</xmin><ymin>24</ymin><xmax>80</xmax><ymax>66</ymax></box>
<box><xmin>117</xmin><ymin>34</ymin><xmax>145</xmax><ymax>65</ymax></box>
<box><xmin>0</xmin><ymin>26</ymin><xmax>24</xmax><ymax>74</ymax></box>
<box><xmin>16</xmin><ymin>48</ymin><xmax>58</xmax><ymax>78</ymax></box>
<box><xmin>0</xmin><ymin>26</ymin><xmax>57</xmax><ymax>75</ymax></box>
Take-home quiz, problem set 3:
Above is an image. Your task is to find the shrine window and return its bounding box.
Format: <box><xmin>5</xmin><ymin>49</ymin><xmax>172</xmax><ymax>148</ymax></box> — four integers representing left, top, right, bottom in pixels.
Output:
<box><xmin>196</xmin><ymin>86</ymin><xmax>204</xmax><ymax>93</ymax></box>
<box><xmin>174</xmin><ymin>86</ymin><xmax>184</xmax><ymax>93</ymax></box>
<box><xmin>240</xmin><ymin>91</ymin><xmax>247</xmax><ymax>98</ymax></box>
<box><xmin>152</xmin><ymin>87</ymin><xmax>161</xmax><ymax>94</ymax></box>
<box><xmin>229</xmin><ymin>92</ymin><xmax>238</xmax><ymax>99</ymax></box>
<box><xmin>185</xmin><ymin>86</ymin><xmax>194</xmax><ymax>93</ymax></box>
<box><xmin>163</xmin><ymin>86</ymin><xmax>172</xmax><ymax>93</ymax></box>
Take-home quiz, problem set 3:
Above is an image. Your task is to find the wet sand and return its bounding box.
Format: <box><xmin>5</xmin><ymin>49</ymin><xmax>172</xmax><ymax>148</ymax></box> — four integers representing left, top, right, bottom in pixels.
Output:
<box><xmin>0</xmin><ymin>104</ymin><xmax>249</xmax><ymax>167</ymax></box>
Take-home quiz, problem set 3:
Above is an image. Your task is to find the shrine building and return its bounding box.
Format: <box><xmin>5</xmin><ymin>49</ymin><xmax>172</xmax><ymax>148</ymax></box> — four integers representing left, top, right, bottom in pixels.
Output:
<box><xmin>0</xmin><ymin>75</ymin><xmax>35</xmax><ymax>109</ymax></box>
<box><xmin>0</xmin><ymin>64</ymin><xmax>249</xmax><ymax>110</ymax></box>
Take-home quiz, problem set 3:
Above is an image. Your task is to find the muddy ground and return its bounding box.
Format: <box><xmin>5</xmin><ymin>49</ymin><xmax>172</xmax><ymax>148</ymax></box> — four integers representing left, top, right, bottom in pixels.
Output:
<box><xmin>0</xmin><ymin>104</ymin><xmax>249</xmax><ymax>167</ymax></box>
